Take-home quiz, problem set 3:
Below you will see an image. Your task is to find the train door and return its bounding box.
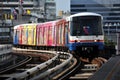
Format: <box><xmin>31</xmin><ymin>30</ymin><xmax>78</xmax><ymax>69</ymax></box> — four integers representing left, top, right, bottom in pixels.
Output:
<box><xmin>37</xmin><ymin>24</ymin><xmax>44</xmax><ymax>46</ymax></box>
<box><xmin>22</xmin><ymin>25</ymin><xmax>28</xmax><ymax>45</ymax></box>
<box><xmin>17</xmin><ymin>27</ymin><xmax>21</xmax><ymax>45</ymax></box>
<box><xmin>43</xmin><ymin>27</ymin><xmax>45</xmax><ymax>45</ymax></box>
<box><xmin>58</xmin><ymin>24</ymin><xmax>61</xmax><ymax>45</ymax></box>
<box><xmin>52</xmin><ymin>25</ymin><xmax>55</xmax><ymax>46</ymax></box>
<box><xmin>62</xmin><ymin>21</ymin><xmax>66</xmax><ymax>46</ymax></box>
<box><xmin>14</xmin><ymin>29</ymin><xmax>19</xmax><ymax>45</ymax></box>
<box><xmin>38</xmin><ymin>27</ymin><xmax>42</xmax><ymax>45</ymax></box>
<box><xmin>36</xmin><ymin>25</ymin><xmax>39</xmax><ymax>45</ymax></box>
<box><xmin>28</xmin><ymin>26</ymin><xmax>33</xmax><ymax>45</ymax></box>
<box><xmin>18</xmin><ymin>26</ymin><xmax>22</xmax><ymax>44</ymax></box>
<box><xmin>56</xmin><ymin>25</ymin><xmax>60</xmax><ymax>46</ymax></box>
<box><xmin>33</xmin><ymin>24</ymin><xmax>36</xmax><ymax>45</ymax></box>
<box><xmin>65</xmin><ymin>22</ymin><xmax>69</xmax><ymax>46</ymax></box>
<box><xmin>39</xmin><ymin>27</ymin><xmax>42</xmax><ymax>45</ymax></box>
<box><xmin>54</xmin><ymin>25</ymin><xmax>57</xmax><ymax>46</ymax></box>
<box><xmin>59</xmin><ymin>22</ymin><xmax>65</xmax><ymax>46</ymax></box>
<box><xmin>43</xmin><ymin>26</ymin><xmax>48</xmax><ymax>46</ymax></box>
<box><xmin>48</xmin><ymin>25</ymin><xmax>53</xmax><ymax>46</ymax></box>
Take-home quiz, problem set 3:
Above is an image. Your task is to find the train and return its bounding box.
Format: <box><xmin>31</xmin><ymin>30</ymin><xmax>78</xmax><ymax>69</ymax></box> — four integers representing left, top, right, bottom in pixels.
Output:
<box><xmin>13</xmin><ymin>12</ymin><xmax>104</xmax><ymax>61</ymax></box>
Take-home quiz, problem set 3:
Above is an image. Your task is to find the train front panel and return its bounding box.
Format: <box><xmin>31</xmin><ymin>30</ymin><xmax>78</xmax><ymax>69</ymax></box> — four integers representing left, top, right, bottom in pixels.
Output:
<box><xmin>66</xmin><ymin>12</ymin><xmax>104</xmax><ymax>57</ymax></box>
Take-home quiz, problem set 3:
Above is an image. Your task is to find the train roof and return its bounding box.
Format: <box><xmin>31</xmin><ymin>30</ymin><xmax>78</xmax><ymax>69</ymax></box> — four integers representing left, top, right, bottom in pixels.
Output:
<box><xmin>42</xmin><ymin>20</ymin><xmax>58</xmax><ymax>26</ymax></box>
<box><xmin>14</xmin><ymin>23</ymin><xmax>37</xmax><ymax>29</ymax></box>
<box><xmin>71</xmin><ymin>12</ymin><xmax>102</xmax><ymax>17</ymax></box>
<box><xmin>66</xmin><ymin>12</ymin><xmax>102</xmax><ymax>21</ymax></box>
<box><xmin>68</xmin><ymin>12</ymin><xmax>101</xmax><ymax>18</ymax></box>
<box><xmin>14</xmin><ymin>25</ymin><xmax>20</xmax><ymax>29</ymax></box>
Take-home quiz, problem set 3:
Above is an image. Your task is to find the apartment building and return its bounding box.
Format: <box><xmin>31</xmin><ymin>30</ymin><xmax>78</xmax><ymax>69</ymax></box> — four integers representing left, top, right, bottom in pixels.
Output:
<box><xmin>0</xmin><ymin>0</ymin><xmax>56</xmax><ymax>24</ymax></box>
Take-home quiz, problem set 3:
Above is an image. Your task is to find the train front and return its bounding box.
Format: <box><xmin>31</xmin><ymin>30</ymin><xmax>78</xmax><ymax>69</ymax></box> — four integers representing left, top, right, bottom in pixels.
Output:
<box><xmin>67</xmin><ymin>12</ymin><xmax>104</xmax><ymax>60</ymax></box>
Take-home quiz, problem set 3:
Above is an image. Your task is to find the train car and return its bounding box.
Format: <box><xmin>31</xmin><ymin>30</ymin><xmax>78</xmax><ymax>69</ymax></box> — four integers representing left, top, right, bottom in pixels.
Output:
<box><xmin>55</xmin><ymin>19</ymin><xmax>67</xmax><ymax>47</ymax></box>
<box><xmin>13</xmin><ymin>25</ymin><xmax>23</xmax><ymax>45</ymax></box>
<box><xmin>43</xmin><ymin>21</ymin><xmax>53</xmax><ymax>46</ymax></box>
<box><xmin>36</xmin><ymin>21</ymin><xmax>57</xmax><ymax>47</ymax></box>
<box><xmin>47</xmin><ymin>21</ymin><xmax>55</xmax><ymax>46</ymax></box>
<box><xmin>36</xmin><ymin>23</ymin><xmax>43</xmax><ymax>46</ymax></box>
<box><xmin>66</xmin><ymin>12</ymin><xmax>104</xmax><ymax>59</ymax></box>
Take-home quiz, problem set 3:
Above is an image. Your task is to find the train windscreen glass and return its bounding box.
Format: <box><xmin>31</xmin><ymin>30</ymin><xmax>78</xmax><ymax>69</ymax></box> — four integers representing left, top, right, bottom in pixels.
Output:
<box><xmin>70</xmin><ymin>16</ymin><xmax>102</xmax><ymax>36</ymax></box>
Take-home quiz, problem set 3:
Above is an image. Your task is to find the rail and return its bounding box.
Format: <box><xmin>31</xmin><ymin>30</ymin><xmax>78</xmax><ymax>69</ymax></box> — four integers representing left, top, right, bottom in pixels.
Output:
<box><xmin>0</xmin><ymin>54</ymin><xmax>32</xmax><ymax>74</ymax></box>
<box><xmin>57</xmin><ymin>56</ymin><xmax>81</xmax><ymax>80</ymax></box>
<box><xmin>0</xmin><ymin>44</ymin><xmax>12</xmax><ymax>55</ymax></box>
<box><xmin>29</xmin><ymin>52</ymin><xmax>73</xmax><ymax>80</ymax></box>
<box><xmin>11</xmin><ymin>48</ymin><xmax>107</xmax><ymax>80</ymax></box>
<box><xmin>7</xmin><ymin>51</ymin><xmax>59</xmax><ymax>80</ymax></box>
<box><xmin>5</xmin><ymin>50</ymin><xmax>73</xmax><ymax>80</ymax></box>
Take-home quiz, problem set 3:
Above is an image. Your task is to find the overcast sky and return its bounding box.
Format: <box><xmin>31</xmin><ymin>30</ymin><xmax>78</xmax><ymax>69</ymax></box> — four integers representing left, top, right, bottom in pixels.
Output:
<box><xmin>55</xmin><ymin>0</ymin><xmax>70</xmax><ymax>16</ymax></box>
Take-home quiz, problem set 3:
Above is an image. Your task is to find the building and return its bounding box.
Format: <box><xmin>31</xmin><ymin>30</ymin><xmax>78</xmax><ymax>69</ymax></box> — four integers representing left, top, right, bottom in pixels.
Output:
<box><xmin>70</xmin><ymin>0</ymin><xmax>120</xmax><ymax>42</ymax></box>
<box><xmin>0</xmin><ymin>0</ymin><xmax>56</xmax><ymax>24</ymax></box>
<box><xmin>45</xmin><ymin>0</ymin><xmax>56</xmax><ymax>21</ymax></box>
<box><xmin>33</xmin><ymin>0</ymin><xmax>56</xmax><ymax>22</ymax></box>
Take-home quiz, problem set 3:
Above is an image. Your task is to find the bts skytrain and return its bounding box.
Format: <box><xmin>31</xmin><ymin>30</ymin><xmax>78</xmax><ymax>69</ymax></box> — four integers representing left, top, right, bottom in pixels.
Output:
<box><xmin>13</xmin><ymin>12</ymin><xmax>104</xmax><ymax>60</ymax></box>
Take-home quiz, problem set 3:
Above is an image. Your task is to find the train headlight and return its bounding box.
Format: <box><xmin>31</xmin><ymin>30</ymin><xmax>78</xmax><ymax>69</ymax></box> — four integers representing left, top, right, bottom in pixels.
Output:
<box><xmin>94</xmin><ymin>39</ymin><xmax>100</xmax><ymax>42</ymax></box>
<box><xmin>94</xmin><ymin>40</ymin><xmax>97</xmax><ymax>42</ymax></box>
<box><xmin>78</xmin><ymin>40</ymin><xmax>80</xmax><ymax>42</ymax></box>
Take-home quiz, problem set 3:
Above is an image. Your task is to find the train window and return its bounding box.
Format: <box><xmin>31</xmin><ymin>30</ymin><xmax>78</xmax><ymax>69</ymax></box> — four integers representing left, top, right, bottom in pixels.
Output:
<box><xmin>83</xmin><ymin>26</ymin><xmax>91</xmax><ymax>35</ymax></box>
<box><xmin>70</xmin><ymin>16</ymin><xmax>102</xmax><ymax>36</ymax></box>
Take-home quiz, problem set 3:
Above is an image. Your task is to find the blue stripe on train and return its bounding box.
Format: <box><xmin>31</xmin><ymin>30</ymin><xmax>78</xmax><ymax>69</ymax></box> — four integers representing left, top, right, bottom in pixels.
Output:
<box><xmin>68</xmin><ymin>42</ymin><xmax>104</xmax><ymax>51</ymax></box>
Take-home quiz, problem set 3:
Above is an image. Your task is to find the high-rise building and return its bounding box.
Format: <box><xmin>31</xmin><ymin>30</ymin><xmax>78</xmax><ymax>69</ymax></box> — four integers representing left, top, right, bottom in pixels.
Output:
<box><xmin>70</xmin><ymin>0</ymin><xmax>120</xmax><ymax>42</ymax></box>
<box><xmin>0</xmin><ymin>0</ymin><xmax>56</xmax><ymax>42</ymax></box>
<box><xmin>0</xmin><ymin>0</ymin><xmax>56</xmax><ymax>24</ymax></box>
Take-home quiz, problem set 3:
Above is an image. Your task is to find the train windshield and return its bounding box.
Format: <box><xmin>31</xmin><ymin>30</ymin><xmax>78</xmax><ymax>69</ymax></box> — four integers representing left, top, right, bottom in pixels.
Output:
<box><xmin>70</xmin><ymin>16</ymin><xmax>103</xmax><ymax>36</ymax></box>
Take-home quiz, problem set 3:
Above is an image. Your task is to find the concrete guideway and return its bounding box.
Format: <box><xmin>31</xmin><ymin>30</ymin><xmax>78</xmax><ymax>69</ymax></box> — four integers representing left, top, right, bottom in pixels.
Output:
<box><xmin>88</xmin><ymin>55</ymin><xmax>120</xmax><ymax>80</ymax></box>
<box><xmin>0</xmin><ymin>44</ymin><xmax>12</xmax><ymax>63</ymax></box>
<box><xmin>8</xmin><ymin>48</ymin><xmax>74</xmax><ymax>80</ymax></box>
<box><xmin>0</xmin><ymin>44</ymin><xmax>12</xmax><ymax>55</ymax></box>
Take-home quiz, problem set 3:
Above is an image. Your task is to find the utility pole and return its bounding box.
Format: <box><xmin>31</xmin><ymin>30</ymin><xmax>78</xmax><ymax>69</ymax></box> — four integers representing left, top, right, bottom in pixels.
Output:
<box><xmin>18</xmin><ymin>0</ymin><xmax>23</xmax><ymax>20</ymax></box>
<box><xmin>116</xmin><ymin>32</ymin><xmax>120</xmax><ymax>55</ymax></box>
<box><xmin>44</xmin><ymin>0</ymin><xmax>46</xmax><ymax>22</ymax></box>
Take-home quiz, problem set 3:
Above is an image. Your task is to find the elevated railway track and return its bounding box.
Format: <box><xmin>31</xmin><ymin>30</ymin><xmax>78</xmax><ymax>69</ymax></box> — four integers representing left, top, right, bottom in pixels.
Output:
<box><xmin>0</xmin><ymin>54</ymin><xmax>32</xmax><ymax>74</ymax></box>
<box><xmin>10</xmin><ymin>48</ymin><xmax>106</xmax><ymax>80</ymax></box>
<box><xmin>88</xmin><ymin>55</ymin><xmax>120</xmax><ymax>80</ymax></box>
<box><xmin>0</xmin><ymin>48</ymin><xmax>75</xmax><ymax>80</ymax></box>
<box><xmin>2</xmin><ymin>48</ymin><xmax>106</xmax><ymax>80</ymax></box>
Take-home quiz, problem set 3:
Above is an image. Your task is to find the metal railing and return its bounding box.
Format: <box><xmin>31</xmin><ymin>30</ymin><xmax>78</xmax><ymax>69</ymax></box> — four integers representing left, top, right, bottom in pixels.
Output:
<box><xmin>7</xmin><ymin>51</ymin><xmax>59</xmax><ymax>80</ymax></box>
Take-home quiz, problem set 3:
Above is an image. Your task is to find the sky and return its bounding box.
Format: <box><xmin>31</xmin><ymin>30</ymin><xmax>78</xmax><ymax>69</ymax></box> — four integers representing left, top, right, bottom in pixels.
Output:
<box><xmin>55</xmin><ymin>0</ymin><xmax>70</xmax><ymax>16</ymax></box>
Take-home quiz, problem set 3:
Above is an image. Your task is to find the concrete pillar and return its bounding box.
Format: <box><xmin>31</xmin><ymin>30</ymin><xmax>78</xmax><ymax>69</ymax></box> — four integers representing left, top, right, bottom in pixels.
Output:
<box><xmin>116</xmin><ymin>32</ymin><xmax>120</xmax><ymax>55</ymax></box>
